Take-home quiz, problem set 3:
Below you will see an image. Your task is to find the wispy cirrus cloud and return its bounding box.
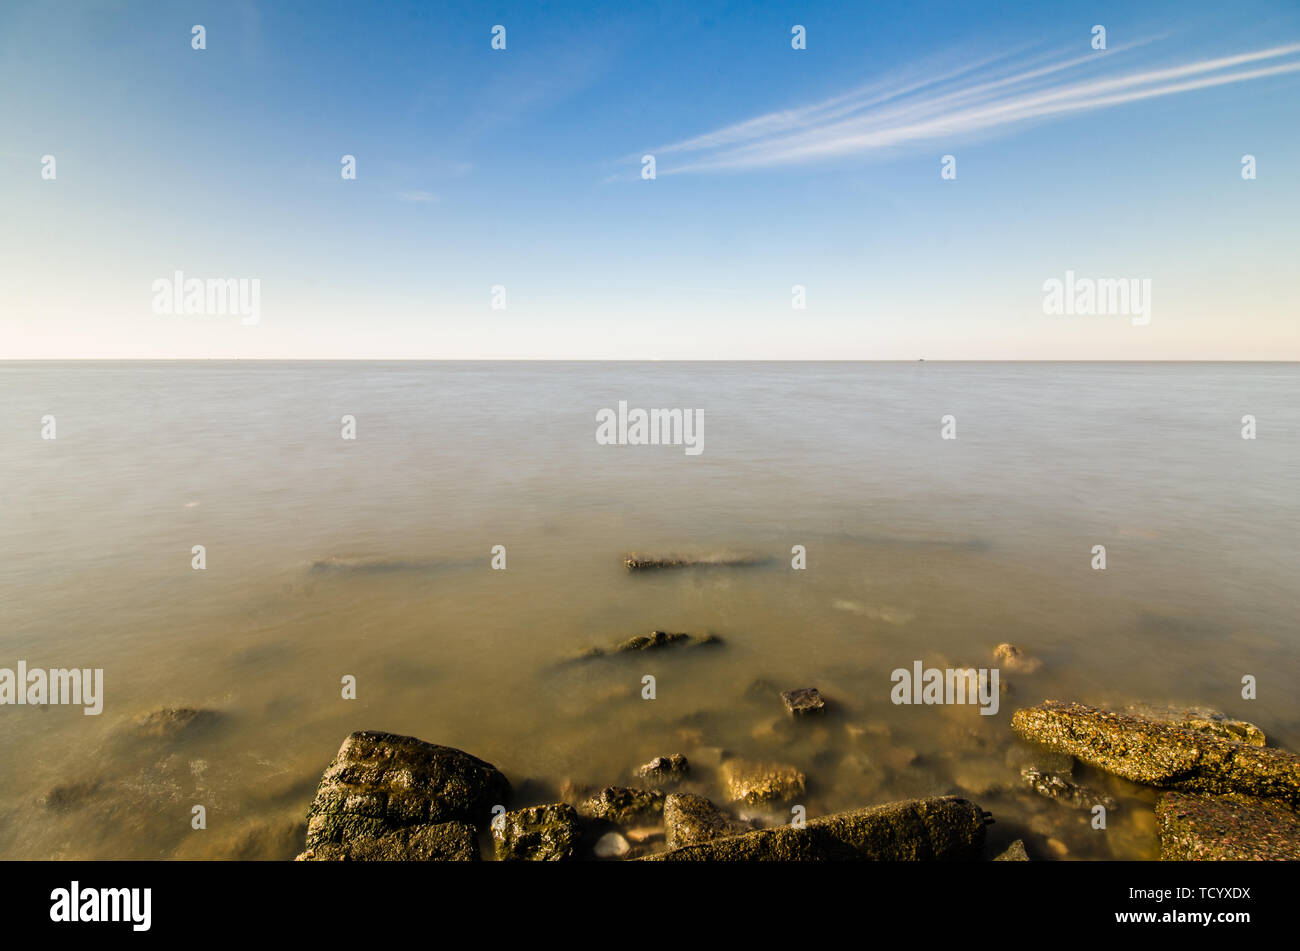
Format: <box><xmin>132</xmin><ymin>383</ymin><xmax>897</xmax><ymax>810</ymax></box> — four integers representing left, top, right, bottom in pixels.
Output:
<box><xmin>651</xmin><ymin>42</ymin><xmax>1300</xmax><ymax>174</ymax></box>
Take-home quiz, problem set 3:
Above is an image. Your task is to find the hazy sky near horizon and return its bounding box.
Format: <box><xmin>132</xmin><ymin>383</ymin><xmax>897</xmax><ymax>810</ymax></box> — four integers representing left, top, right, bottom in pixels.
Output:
<box><xmin>2</xmin><ymin>0</ymin><xmax>1298</xmax><ymax>360</ymax></box>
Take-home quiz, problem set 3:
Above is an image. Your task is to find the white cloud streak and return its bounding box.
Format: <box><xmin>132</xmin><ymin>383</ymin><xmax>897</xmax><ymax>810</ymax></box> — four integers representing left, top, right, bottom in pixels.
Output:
<box><xmin>655</xmin><ymin>43</ymin><xmax>1300</xmax><ymax>174</ymax></box>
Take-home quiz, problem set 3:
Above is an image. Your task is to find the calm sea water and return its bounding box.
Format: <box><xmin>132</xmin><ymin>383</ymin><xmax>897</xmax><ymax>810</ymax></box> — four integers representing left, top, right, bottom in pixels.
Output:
<box><xmin>0</xmin><ymin>361</ymin><xmax>1296</xmax><ymax>860</ymax></box>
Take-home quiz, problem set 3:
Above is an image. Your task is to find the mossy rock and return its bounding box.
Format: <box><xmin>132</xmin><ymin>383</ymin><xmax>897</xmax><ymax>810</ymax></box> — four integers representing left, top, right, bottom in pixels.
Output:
<box><xmin>643</xmin><ymin>796</ymin><xmax>986</xmax><ymax>861</ymax></box>
<box><xmin>303</xmin><ymin>731</ymin><xmax>510</xmax><ymax>856</ymax></box>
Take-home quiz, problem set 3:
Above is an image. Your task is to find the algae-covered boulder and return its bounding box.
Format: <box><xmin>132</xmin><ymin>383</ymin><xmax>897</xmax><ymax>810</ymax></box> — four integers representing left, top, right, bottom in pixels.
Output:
<box><xmin>1155</xmin><ymin>792</ymin><xmax>1300</xmax><ymax>860</ymax></box>
<box><xmin>721</xmin><ymin>758</ymin><xmax>806</xmax><ymax>804</ymax></box>
<box><xmin>643</xmin><ymin>796</ymin><xmax>986</xmax><ymax>861</ymax></box>
<box><xmin>577</xmin><ymin>786</ymin><xmax>665</xmax><ymax>825</ymax></box>
<box><xmin>663</xmin><ymin>792</ymin><xmax>755</xmax><ymax>849</ymax></box>
<box><xmin>297</xmin><ymin>821</ymin><xmax>479</xmax><ymax>861</ymax></box>
<box><xmin>1010</xmin><ymin>702</ymin><xmax>1300</xmax><ymax>801</ymax></box>
<box><xmin>125</xmin><ymin>707</ymin><xmax>221</xmax><ymax>741</ymax></box>
<box><xmin>300</xmin><ymin>731</ymin><xmax>510</xmax><ymax>860</ymax></box>
<box><xmin>492</xmin><ymin>803</ymin><xmax>582</xmax><ymax>861</ymax></box>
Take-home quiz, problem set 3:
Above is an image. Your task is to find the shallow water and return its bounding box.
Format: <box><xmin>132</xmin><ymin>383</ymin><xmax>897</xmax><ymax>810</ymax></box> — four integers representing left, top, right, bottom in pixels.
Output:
<box><xmin>0</xmin><ymin>361</ymin><xmax>1296</xmax><ymax>859</ymax></box>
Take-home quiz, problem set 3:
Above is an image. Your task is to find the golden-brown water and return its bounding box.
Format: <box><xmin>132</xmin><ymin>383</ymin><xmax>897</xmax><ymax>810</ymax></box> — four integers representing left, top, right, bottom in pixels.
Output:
<box><xmin>1</xmin><ymin>361</ymin><xmax>1296</xmax><ymax>859</ymax></box>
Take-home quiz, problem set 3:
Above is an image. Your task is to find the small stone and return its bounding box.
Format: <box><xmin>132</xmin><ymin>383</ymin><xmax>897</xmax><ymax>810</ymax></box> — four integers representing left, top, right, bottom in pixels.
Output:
<box><xmin>636</xmin><ymin>753</ymin><xmax>689</xmax><ymax>785</ymax></box>
<box><xmin>577</xmin><ymin>786</ymin><xmax>665</xmax><ymax>825</ymax></box>
<box><xmin>993</xmin><ymin>643</ymin><xmax>1041</xmax><ymax>673</ymax></box>
<box><xmin>780</xmin><ymin>687</ymin><xmax>827</xmax><ymax>716</ymax></box>
<box><xmin>1021</xmin><ymin>766</ymin><xmax>1118</xmax><ymax>811</ymax></box>
<box><xmin>720</xmin><ymin>758</ymin><xmax>806</xmax><ymax>805</ymax></box>
<box><xmin>993</xmin><ymin>839</ymin><xmax>1030</xmax><ymax>861</ymax></box>
<box><xmin>492</xmin><ymin>803</ymin><xmax>582</xmax><ymax>861</ymax></box>
<box><xmin>593</xmin><ymin>831</ymin><xmax>630</xmax><ymax>858</ymax></box>
<box><xmin>663</xmin><ymin>792</ymin><xmax>755</xmax><ymax>849</ymax></box>
<box><xmin>1046</xmin><ymin>837</ymin><xmax>1069</xmax><ymax>858</ymax></box>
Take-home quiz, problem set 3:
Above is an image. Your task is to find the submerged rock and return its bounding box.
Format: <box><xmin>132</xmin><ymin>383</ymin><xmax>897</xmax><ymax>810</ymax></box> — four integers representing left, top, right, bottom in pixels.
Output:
<box><xmin>624</xmin><ymin>552</ymin><xmax>765</xmax><ymax>571</ymax></box>
<box><xmin>41</xmin><ymin>779</ymin><xmax>104</xmax><ymax>812</ymax></box>
<box><xmin>176</xmin><ymin>817</ymin><xmax>307</xmax><ymax>861</ymax></box>
<box><xmin>128</xmin><ymin>707</ymin><xmax>220</xmax><ymax>740</ymax></box>
<box><xmin>578</xmin><ymin>631</ymin><xmax>724</xmax><ymax>659</ymax></box>
<box><xmin>720</xmin><ymin>758</ymin><xmax>807</xmax><ymax>805</ymax></box>
<box><xmin>299</xmin><ymin>731</ymin><xmax>510</xmax><ymax>861</ymax></box>
<box><xmin>1021</xmin><ymin>766</ymin><xmax>1117</xmax><ymax>811</ymax></box>
<box><xmin>492</xmin><ymin>803</ymin><xmax>582</xmax><ymax>861</ymax></box>
<box><xmin>636</xmin><ymin>754</ymin><xmax>689</xmax><ymax>785</ymax></box>
<box><xmin>993</xmin><ymin>839</ymin><xmax>1030</xmax><ymax>861</ymax></box>
<box><xmin>663</xmin><ymin>792</ymin><xmax>755</xmax><ymax>849</ymax></box>
<box><xmin>643</xmin><ymin>796</ymin><xmax>986</xmax><ymax>861</ymax></box>
<box><xmin>993</xmin><ymin>643</ymin><xmax>1041</xmax><ymax>673</ymax></box>
<box><xmin>1005</xmin><ymin>742</ymin><xmax>1074</xmax><ymax>777</ymax></box>
<box><xmin>577</xmin><ymin>786</ymin><xmax>665</xmax><ymax>825</ymax></box>
<box><xmin>780</xmin><ymin>687</ymin><xmax>827</xmax><ymax>716</ymax></box>
<box><xmin>1010</xmin><ymin>701</ymin><xmax>1300</xmax><ymax>801</ymax></box>
<box><xmin>1125</xmin><ymin>703</ymin><xmax>1266</xmax><ymax>747</ymax></box>
<box><xmin>1155</xmin><ymin>792</ymin><xmax>1300</xmax><ymax>861</ymax></box>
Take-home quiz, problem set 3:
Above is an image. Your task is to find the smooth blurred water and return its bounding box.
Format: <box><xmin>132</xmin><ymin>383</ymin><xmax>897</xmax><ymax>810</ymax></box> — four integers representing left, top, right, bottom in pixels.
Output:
<box><xmin>0</xmin><ymin>361</ymin><xmax>1296</xmax><ymax>859</ymax></box>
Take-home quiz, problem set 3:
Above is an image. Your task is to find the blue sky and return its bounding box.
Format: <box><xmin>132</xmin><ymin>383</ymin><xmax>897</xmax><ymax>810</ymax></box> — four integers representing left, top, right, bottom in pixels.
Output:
<box><xmin>2</xmin><ymin>0</ymin><xmax>1298</xmax><ymax>358</ymax></box>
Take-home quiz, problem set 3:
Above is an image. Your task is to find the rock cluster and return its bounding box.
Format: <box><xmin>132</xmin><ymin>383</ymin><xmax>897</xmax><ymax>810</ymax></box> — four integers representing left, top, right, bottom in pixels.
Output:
<box><xmin>1012</xmin><ymin>700</ymin><xmax>1298</xmax><ymax>861</ymax></box>
<box><xmin>1010</xmin><ymin>701</ymin><xmax>1298</xmax><ymax>800</ymax></box>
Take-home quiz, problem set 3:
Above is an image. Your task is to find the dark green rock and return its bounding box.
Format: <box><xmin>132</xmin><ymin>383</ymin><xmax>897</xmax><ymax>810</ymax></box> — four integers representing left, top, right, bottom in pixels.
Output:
<box><xmin>296</xmin><ymin>821</ymin><xmax>479</xmax><ymax>861</ymax></box>
<box><xmin>1156</xmin><ymin>792</ymin><xmax>1300</xmax><ymax>860</ymax></box>
<box><xmin>664</xmin><ymin>792</ymin><xmax>754</xmax><ymax>849</ymax></box>
<box><xmin>493</xmin><ymin>803</ymin><xmax>582</xmax><ymax>861</ymax></box>
<box><xmin>781</xmin><ymin>687</ymin><xmax>827</xmax><ymax>716</ymax></box>
<box><xmin>1011</xmin><ymin>702</ymin><xmax>1300</xmax><ymax>802</ymax></box>
<box><xmin>643</xmin><ymin>796</ymin><xmax>986</xmax><ymax>861</ymax></box>
<box><xmin>303</xmin><ymin>731</ymin><xmax>510</xmax><ymax>857</ymax></box>
<box><xmin>577</xmin><ymin>786</ymin><xmax>665</xmax><ymax>825</ymax></box>
<box><xmin>720</xmin><ymin>758</ymin><xmax>806</xmax><ymax>804</ymax></box>
<box><xmin>637</xmin><ymin>753</ymin><xmax>689</xmax><ymax>785</ymax></box>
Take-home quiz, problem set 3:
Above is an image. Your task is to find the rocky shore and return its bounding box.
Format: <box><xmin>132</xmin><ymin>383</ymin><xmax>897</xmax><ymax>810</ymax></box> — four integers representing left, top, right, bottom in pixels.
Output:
<box><xmin>37</xmin><ymin>653</ymin><xmax>1296</xmax><ymax>862</ymax></box>
<box><xmin>286</xmin><ymin>688</ymin><xmax>1298</xmax><ymax>861</ymax></box>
